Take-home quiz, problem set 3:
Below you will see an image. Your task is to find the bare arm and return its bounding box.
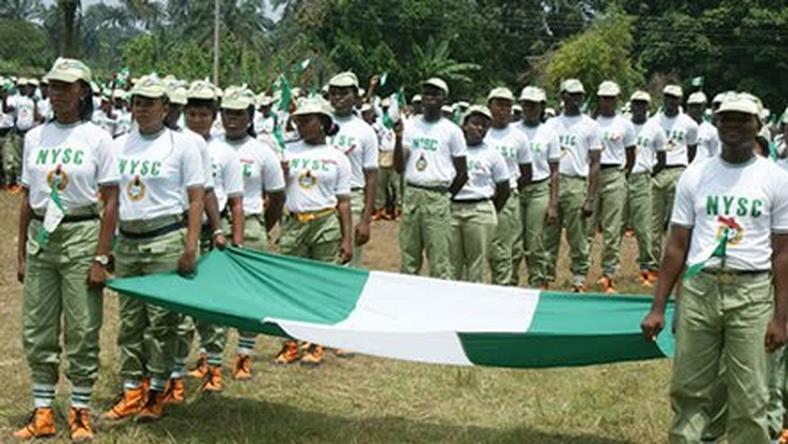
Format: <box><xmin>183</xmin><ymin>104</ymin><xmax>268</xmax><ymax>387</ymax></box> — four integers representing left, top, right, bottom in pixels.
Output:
<box><xmin>264</xmin><ymin>190</ymin><xmax>284</xmax><ymax>232</ymax></box>
<box><xmin>583</xmin><ymin>150</ymin><xmax>601</xmax><ymax>216</ymax></box>
<box><xmin>337</xmin><ymin>196</ymin><xmax>352</xmax><ymax>263</ymax></box>
<box><xmin>517</xmin><ymin>163</ymin><xmax>532</xmax><ymax>191</ymax></box>
<box><xmin>688</xmin><ymin>144</ymin><xmax>698</xmax><ymax>164</ymax></box>
<box><xmin>228</xmin><ymin>196</ymin><xmax>244</xmax><ymax>246</ymax></box>
<box><xmin>17</xmin><ymin>188</ymin><xmax>33</xmax><ymax>283</ymax></box>
<box><xmin>624</xmin><ymin>145</ymin><xmax>636</xmax><ymax>175</ymax></box>
<box><xmin>355</xmin><ymin>169</ymin><xmax>378</xmax><ymax>246</ymax></box>
<box><xmin>203</xmin><ymin>189</ymin><xmax>226</xmax><ymax>249</ymax></box>
<box><xmin>546</xmin><ymin>161</ymin><xmax>560</xmax><ymax>225</ymax></box>
<box><xmin>641</xmin><ymin>225</ymin><xmax>692</xmax><ymax>340</ymax></box>
<box><xmin>448</xmin><ymin>156</ymin><xmax>468</xmax><ymax>197</ymax></box>
<box><xmin>178</xmin><ymin>186</ymin><xmax>205</xmax><ymax>275</ymax></box>
<box><xmin>653</xmin><ymin>151</ymin><xmax>667</xmax><ymax>177</ymax></box>
<box><xmin>492</xmin><ymin>181</ymin><xmax>511</xmax><ymax>213</ymax></box>
<box><xmin>767</xmin><ymin>234</ymin><xmax>788</xmax><ymax>351</ymax></box>
<box><xmin>87</xmin><ymin>185</ymin><xmax>118</xmax><ymax>288</ymax></box>
<box><xmin>393</xmin><ymin>121</ymin><xmax>406</xmax><ymax>174</ymax></box>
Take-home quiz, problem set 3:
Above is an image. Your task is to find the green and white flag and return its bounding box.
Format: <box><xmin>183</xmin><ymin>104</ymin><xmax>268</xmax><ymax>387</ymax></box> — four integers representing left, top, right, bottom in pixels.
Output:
<box><xmin>683</xmin><ymin>216</ymin><xmax>739</xmax><ymax>279</ymax></box>
<box><xmin>381</xmin><ymin>89</ymin><xmax>404</xmax><ymax>130</ymax></box>
<box><xmin>37</xmin><ymin>175</ymin><xmax>66</xmax><ymax>246</ymax></box>
<box><xmin>109</xmin><ymin>248</ymin><xmax>675</xmax><ymax>369</ymax></box>
<box><xmin>691</xmin><ymin>76</ymin><xmax>704</xmax><ymax>87</ymax></box>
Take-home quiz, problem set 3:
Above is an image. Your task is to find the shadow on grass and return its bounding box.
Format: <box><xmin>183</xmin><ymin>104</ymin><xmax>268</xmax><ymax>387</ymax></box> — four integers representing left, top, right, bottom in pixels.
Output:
<box><xmin>92</xmin><ymin>393</ymin><xmax>633</xmax><ymax>444</ymax></box>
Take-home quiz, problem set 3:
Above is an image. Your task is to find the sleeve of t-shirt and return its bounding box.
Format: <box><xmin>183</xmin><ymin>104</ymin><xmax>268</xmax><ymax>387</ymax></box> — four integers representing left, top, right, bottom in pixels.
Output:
<box><xmin>491</xmin><ymin>151</ymin><xmax>510</xmax><ymax>183</ymax></box>
<box><xmin>180</xmin><ymin>136</ymin><xmax>205</xmax><ymax>189</ymax></box>
<box><xmin>223</xmin><ymin>148</ymin><xmax>244</xmax><ymax>197</ymax></box>
<box><xmin>587</xmin><ymin>120</ymin><xmax>603</xmax><ymax>151</ymax></box>
<box><xmin>771</xmin><ymin>171</ymin><xmax>788</xmax><ymax>233</ymax></box>
<box><xmin>546</xmin><ymin>128</ymin><xmax>562</xmax><ymax>161</ymax></box>
<box><xmin>686</xmin><ymin>118</ymin><xmax>699</xmax><ymax>145</ymax></box>
<box><xmin>95</xmin><ymin>128</ymin><xmax>120</xmax><ymax>185</ymax></box>
<box><xmin>335</xmin><ymin>152</ymin><xmax>352</xmax><ymax>197</ymax></box>
<box><xmin>260</xmin><ymin>145</ymin><xmax>285</xmax><ymax>192</ymax></box>
<box><xmin>516</xmin><ymin>133</ymin><xmax>533</xmax><ymax>164</ymax></box>
<box><xmin>448</xmin><ymin>123</ymin><xmax>468</xmax><ymax>158</ymax></box>
<box><xmin>622</xmin><ymin>120</ymin><xmax>636</xmax><ymax>147</ymax></box>
<box><xmin>19</xmin><ymin>129</ymin><xmax>36</xmax><ymax>187</ymax></box>
<box><xmin>670</xmin><ymin>168</ymin><xmax>696</xmax><ymax>228</ymax></box>
<box><xmin>653</xmin><ymin>125</ymin><xmax>667</xmax><ymax>152</ymax></box>
<box><xmin>362</xmin><ymin>124</ymin><xmax>379</xmax><ymax>171</ymax></box>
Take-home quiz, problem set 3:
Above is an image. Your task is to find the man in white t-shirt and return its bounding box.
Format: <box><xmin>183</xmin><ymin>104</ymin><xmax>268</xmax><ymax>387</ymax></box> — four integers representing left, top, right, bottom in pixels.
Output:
<box><xmin>253</xmin><ymin>94</ymin><xmax>277</xmax><ymax>135</ymax></box>
<box><xmin>542</xmin><ymin>79</ymin><xmax>602</xmax><ymax>292</ymax></box>
<box><xmin>484</xmin><ymin>87</ymin><xmax>532</xmax><ymax>286</ymax></box>
<box><xmin>649</xmin><ymin>84</ymin><xmax>699</xmax><ymax>267</ymax></box>
<box><xmin>328</xmin><ymin>72</ymin><xmax>379</xmax><ymax>268</ymax></box>
<box><xmin>0</xmin><ymin>77</ymin><xmax>14</xmax><ymax>188</ymax></box>
<box><xmin>591</xmin><ymin>81</ymin><xmax>636</xmax><ymax>293</ymax></box>
<box><xmin>2</xmin><ymin>78</ymin><xmax>41</xmax><ymax>191</ymax></box>
<box><xmin>623</xmin><ymin>90</ymin><xmax>666</xmax><ymax>287</ymax></box>
<box><xmin>687</xmin><ymin>91</ymin><xmax>720</xmax><ymax>159</ymax></box>
<box><xmin>642</xmin><ymin>93</ymin><xmax>788</xmax><ymax>444</ymax></box>
<box><xmin>394</xmin><ymin>78</ymin><xmax>468</xmax><ymax>279</ymax></box>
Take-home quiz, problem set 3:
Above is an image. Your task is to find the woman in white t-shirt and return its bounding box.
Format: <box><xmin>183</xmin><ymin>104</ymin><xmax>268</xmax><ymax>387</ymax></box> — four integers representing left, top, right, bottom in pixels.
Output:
<box><xmin>13</xmin><ymin>58</ymin><xmax>118</xmax><ymax>441</ymax></box>
<box><xmin>451</xmin><ymin>105</ymin><xmax>510</xmax><ymax>283</ymax></box>
<box><xmin>273</xmin><ymin>97</ymin><xmax>353</xmax><ymax>367</ymax></box>
<box><xmin>103</xmin><ymin>75</ymin><xmax>205</xmax><ymax>423</ymax></box>
<box><xmin>213</xmin><ymin>86</ymin><xmax>285</xmax><ymax>380</ymax></box>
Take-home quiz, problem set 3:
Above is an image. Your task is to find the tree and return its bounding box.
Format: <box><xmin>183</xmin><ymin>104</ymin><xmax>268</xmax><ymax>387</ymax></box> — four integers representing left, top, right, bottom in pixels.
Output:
<box><xmin>0</xmin><ymin>0</ymin><xmax>43</xmax><ymax>21</ymax></box>
<box><xmin>0</xmin><ymin>19</ymin><xmax>52</xmax><ymax>74</ymax></box>
<box><xmin>538</xmin><ymin>10</ymin><xmax>644</xmax><ymax>104</ymax></box>
<box><xmin>59</xmin><ymin>0</ymin><xmax>81</xmax><ymax>57</ymax></box>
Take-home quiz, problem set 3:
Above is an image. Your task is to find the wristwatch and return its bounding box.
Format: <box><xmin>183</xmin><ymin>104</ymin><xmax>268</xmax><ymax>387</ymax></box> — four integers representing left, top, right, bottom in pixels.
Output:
<box><xmin>94</xmin><ymin>255</ymin><xmax>110</xmax><ymax>267</ymax></box>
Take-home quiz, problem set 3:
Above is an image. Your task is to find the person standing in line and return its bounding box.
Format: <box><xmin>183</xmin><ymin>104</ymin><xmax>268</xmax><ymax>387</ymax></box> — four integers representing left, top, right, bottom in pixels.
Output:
<box><xmin>327</xmin><ymin>72</ymin><xmax>378</xmax><ymax>268</ymax></box>
<box><xmin>516</xmin><ymin>86</ymin><xmax>560</xmax><ymax>289</ymax></box>
<box><xmin>591</xmin><ymin>80</ymin><xmax>636</xmax><ymax>293</ymax></box>
<box><xmin>273</xmin><ymin>97</ymin><xmax>353</xmax><ymax>366</ymax></box>
<box><xmin>103</xmin><ymin>75</ymin><xmax>205</xmax><ymax>423</ymax></box>
<box><xmin>484</xmin><ymin>87</ymin><xmax>531</xmax><ymax>285</ymax></box>
<box><xmin>542</xmin><ymin>79</ymin><xmax>602</xmax><ymax>292</ymax></box>
<box><xmin>649</xmin><ymin>84</ymin><xmax>699</xmax><ymax>269</ymax></box>
<box><xmin>642</xmin><ymin>93</ymin><xmax>788</xmax><ymax>444</ymax></box>
<box><xmin>687</xmin><ymin>92</ymin><xmax>721</xmax><ymax>159</ymax></box>
<box><xmin>394</xmin><ymin>78</ymin><xmax>468</xmax><ymax>278</ymax></box>
<box><xmin>622</xmin><ymin>90</ymin><xmax>666</xmax><ymax>288</ymax></box>
<box><xmin>12</xmin><ymin>58</ymin><xmax>118</xmax><ymax>442</ymax></box>
<box><xmin>2</xmin><ymin>77</ymin><xmax>42</xmax><ymax>192</ymax></box>
<box><xmin>451</xmin><ymin>105</ymin><xmax>510</xmax><ymax>282</ymax></box>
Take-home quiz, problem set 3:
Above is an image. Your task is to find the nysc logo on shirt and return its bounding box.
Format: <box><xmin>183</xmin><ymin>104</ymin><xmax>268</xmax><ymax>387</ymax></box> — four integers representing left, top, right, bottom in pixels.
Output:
<box><xmin>714</xmin><ymin>216</ymin><xmax>744</xmax><ymax>246</ymax></box>
<box><xmin>529</xmin><ymin>142</ymin><xmax>543</xmax><ymax>154</ymax></box>
<box><xmin>36</xmin><ymin>147</ymin><xmax>85</xmax><ymax>167</ymax></box>
<box><xmin>331</xmin><ymin>134</ymin><xmax>358</xmax><ymax>155</ymax></box>
<box><xmin>298</xmin><ymin>170</ymin><xmax>317</xmax><ymax>189</ymax></box>
<box><xmin>127</xmin><ymin>175</ymin><xmax>146</xmax><ymax>202</ymax></box>
<box><xmin>496</xmin><ymin>145</ymin><xmax>517</xmax><ymax>160</ymax></box>
<box><xmin>289</xmin><ymin>158</ymin><xmax>331</xmax><ymax>173</ymax></box>
<box><xmin>706</xmin><ymin>195</ymin><xmax>765</xmax><ymax>246</ymax></box>
<box><xmin>558</xmin><ymin>134</ymin><xmax>576</xmax><ymax>157</ymax></box>
<box><xmin>468</xmin><ymin>159</ymin><xmax>487</xmax><ymax>173</ymax></box>
<box><xmin>665</xmin><ymin>130</ymin><xmax>685</xmax><ymax>151</ymax></box>
<box><xmin>118</xmin><ymin>159</ymin><xmax>162</xmax><ymax>176</ymax></box>
<box><xmin>413</xmin><ymin>137</ymin><xmax>439</xmax><ymax>152</ymax></box>
<box><xmin>46</xmin><ymin>165</ymin><xmax>69</xmax><ymax>191</ymax></box>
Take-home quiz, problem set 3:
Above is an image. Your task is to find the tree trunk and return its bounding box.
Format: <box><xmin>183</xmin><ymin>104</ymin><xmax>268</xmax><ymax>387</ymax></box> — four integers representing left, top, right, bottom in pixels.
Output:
<box><xmin>59</xmin><ymin>0</ymin><xmax>80</xmax><ymax>57</ymax></box>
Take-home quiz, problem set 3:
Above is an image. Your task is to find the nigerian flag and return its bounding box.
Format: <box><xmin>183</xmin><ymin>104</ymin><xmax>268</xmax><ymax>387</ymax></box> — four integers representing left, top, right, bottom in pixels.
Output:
<box><xmin>108</xmin><ymin>248</ymin><xmax>674</xmax><ymax>369</ymax></box>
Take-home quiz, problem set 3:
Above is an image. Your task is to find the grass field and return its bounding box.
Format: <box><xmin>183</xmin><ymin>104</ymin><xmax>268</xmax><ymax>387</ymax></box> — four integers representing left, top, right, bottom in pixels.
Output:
<box><xmin>0</xmin><ymin>192</ymin><xmax>673</xmax><ymax>443</ymax></box>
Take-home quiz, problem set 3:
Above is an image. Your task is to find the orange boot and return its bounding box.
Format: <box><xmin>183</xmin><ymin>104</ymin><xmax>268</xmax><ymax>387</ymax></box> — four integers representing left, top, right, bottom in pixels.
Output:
<box><xmin>201</xmin><ymin>366</ymin><xmax>224</xmax><ymax>393</ymax></box>
<box><xmin>638</xmin><ymin>270</ymin><xmax>654</xmax><ymax>288</ymax></box>
<box><xmin>300</xmin><ymin>343</ymin><xmax>325</xmax><ymax>367</ymax></box>
<box><xmin>163</xmin><ymin>378</ymin><xmax>185</xmax><ymax>405</ymax></box>
<box><xmin>597</xmin><ymin>276</ymin><xmax>617</xmax><ymax>294</ymax></box>
<box><xmin>68</xmin><ymin>407</ymin><xmax>94</xmax><ymax>442</ymax></box>
<box><xmin>12</xmin><ymin>408</ymin><xmax>56</xmax><ymax>440</ymax></box>
<box><xmin>232</xmin><ymin>354</ymin><xmax>252</xmax><ymax>380</ymax></box>
<box><xmin>137</xmin><ymin>390</ymin><xmax>166</xmax><ymax>423</ymax></box>
<box><xmin>103</xmin><ymin>386</ymin><xmax>146</xmax><ymax>421</ymax></box>
<box><xmin>274</xmin><ymin>341</ymin><xmax>300</xmax><ymax>365</ymax></box>
<box><xmin>187</xmin><ymin>353</ymin><xmax>209</xmax><ymax>379</ymax></box>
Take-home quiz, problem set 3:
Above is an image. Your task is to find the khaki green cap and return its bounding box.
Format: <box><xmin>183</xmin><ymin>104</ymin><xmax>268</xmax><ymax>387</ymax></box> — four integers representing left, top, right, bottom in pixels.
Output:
<box><xmin>597</xmin><ymin>80</ymin><xmax>620</xmax><ymax>97</ymax></box>
<box><xmin>487</xmin><ymin>87</ymin><xmax>515</xmax><ymax>102</ymax></box>
<box><xmin>168</xmin><ymin>86</ymin><xmax>188</xmax><ymax>105</ymax></box>
<box><xmin>186</xmin><ymin>80</ymin><xmax>217</xmax><ymax>100</ymax></box>
<box><xmin>292</xmin><ymin>96</ymin><xmax>333</xmax><ymax>119</ymax></box>
<box><xmin>663</xmin><ymin>84</ymin><xmax>683</xmax><ymax>98</ymax></box>
<box><xmin>560</xmin><ymin>78</ymin><xmax>584</xmax><ymax>94</ymax></box>
<box><xmin>220</xmin><ymin>85</ymin><xmax>253</xmax><ymax>110</ymax></box>
<box><xmin>519</xmin><ymin>86</ymin><xmax>546</xmax><ymax>102</ymax></box>
<box><xmin>328</xmin><ymin>71</ymin><xmax>359</xmax><ymax>88</ymax></box>
<box><xmin>130</xmin><ymin>75</ymin><xmax>167</xmax><ymax>99</ymax></box>
<box><xmin>44</xmin><ymin>58</ymin><xmax>92</xmax><ymax>84</ymax></box>
<box><xmin>630</xmin><ymin>90</ymin><xmax>651</xmax><ymax>103</ymax></box>
<box><xmin>464</xmin><ymin>104</ymin><xmax>492</xmax><ymax>121</ymax></box>
<box><xmin>423</xmin><ymin>78</ymin><xmax>449</xmax><ymax>95</ymax></box>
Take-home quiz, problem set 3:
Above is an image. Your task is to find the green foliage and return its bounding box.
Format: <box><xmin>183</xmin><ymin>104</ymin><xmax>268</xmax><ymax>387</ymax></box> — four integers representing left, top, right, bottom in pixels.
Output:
<box><xmin>540</xmin><ymin>11</ymin><xmax>644</xmax><ymax>104</ymax></box>
<box><xmin>0</xmin><ymin>19</ymin><xmax>52</xmax><ymax>75</ymax></box>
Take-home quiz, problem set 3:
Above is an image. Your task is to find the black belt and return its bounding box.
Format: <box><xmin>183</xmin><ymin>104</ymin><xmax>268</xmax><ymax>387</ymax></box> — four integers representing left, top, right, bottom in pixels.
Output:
<box><xmin>351</xmin><ymin>187</ymin><xmax>364</xmax><ymax>192</ymax></box>
<box><xmin>31</xmin><ymin>214</ymin><xmax>98</xmax><ymax>223</ymax></box>
<box><xmin>452</xmin><ymin>197</ymin><xmax>490</xmax><ymax>204</ymax></box>
<box><xmin>664</xmin><ymin>165</ymin><xmax>686</xmax><ymax>170</ymax></box>
<box><xmin>600</xmin><ymin>164</ymin><xmax>622</xmax><ymax>170</ymax></box>
<box><xmin>0</xmin><ymin>128</ymin><xmax>10</xmax><ymax>137</ymax></box>
<box><xmin>120</xmin><ymin>221</ymin><xmax>184</xmax><ymax>240</ymax></box>
<box><xmin>702</xmin><ymin>268</ymin><xmax>770</xmax><ymax>276</ymax></box>
<box><xmin>407</xmin><ymin>182</ymin><xmax>449</xmax><ymax>193</ymax></box>
<box><xmin>528</xmin><ymin>177</ymin><xmax>549</xmax><ymax>185</ymax></box>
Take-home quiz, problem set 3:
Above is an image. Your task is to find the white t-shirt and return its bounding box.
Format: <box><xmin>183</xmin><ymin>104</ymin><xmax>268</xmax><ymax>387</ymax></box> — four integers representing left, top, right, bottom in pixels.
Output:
<box><xmin>10</xmin><ymin>95</ymin><xmax>36</xmax><ymax>130</ymax></box>
<box><xmin>206</xmin><ymin>137</ymin><xmax>243</xmax><ymax>212</ymax></box>
<box><xmin>778</xmin><ymin>157</ymin><xmax>788</xmax><ymax>174</ymax></box>
<box><xmin>373</xmin><ymin>122</ymin><xmax>395</xmax><ymax>152</ymax></box>
<box><xmin>253</xmin><ymin>112</ymin><xmax>277</xmax><ymax>135</ymax></box>
<box><xmin>224</xmin><ymin>135</ymin><xmax>285</xmax><ymax>215</ymax></box>
<box><xmin>484</xmin><ymin>125</ymin><xmax>532</xmax><ymax>187</ymax></box>
<box><xmin>631</xmin><ymin>120</ymin><xmax>667</xmax><ymax>174</ymax></box>
<box><xmin>92</xmin><ymin>110</ymin><xmax>117</xmax><ymax>137</ymax></box>
<box><xmin>650</xmin><ymin>112</ymin><xmax>698</xmax><ymax>167</ymax></box>
<box><xmin>114</xmin><ymin>128</ymin><xmax>205</xmax><ymax>221</ymax></box>
<box><xmin>115</xmin><ymin>110</ymin><xmax>132</xmax><ymax>137</ymax></box>
<box><xmin>517</xmin><ymin>122</ymin><xmax>561</xmax><ymax>182</ymax></box>
<box><xmin>596</xmin><ymin>114</ymin><xmax>636</xmax><ymax>166</ymax></box>
<box><xmin>37</xmin><ymin>98</ymin><xmax>52</xmax><ymax>121</ymax></box>
<box><xmin>184</xmin><ymin>128</ymin><xmax>215</xmax><ymax>190</ymax></box>
<box><xmin>453</xmin><ymin>142</ymin><xmax>509</xmax><ymax>201</ymax></box>
<box><xmin>547</xmin><ymin>113</ymin><xmax>602</xmax><ymax>177</ymax></box>
<box><xmin>330</xmin><ymin>114</ymin><xmax>379</xmax><ymax>189</ymax></box>
<box><xmin>402</xmin><ymin>116</ymin><xmax>467</xmax><ymax>187</ymax></box>
<box><xmin>697</xmin><ymin>121</ymin><xmax>721</xmax><ymax>158</ymax></box>
<box><xmin>22</xmin><ymin>121</ymin><xmax>118</xmax><ymax>212</ymax></box>
<box><xmin>283</xmin><ymin>140</ymin><xmax>352</xmax><ymax>213</ymax></box>
<box><xmin>671</xmin><ymin>156</ymin><xmax>788</xmax><ymax>271</ymax></box>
